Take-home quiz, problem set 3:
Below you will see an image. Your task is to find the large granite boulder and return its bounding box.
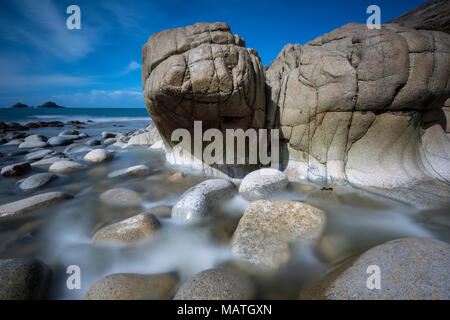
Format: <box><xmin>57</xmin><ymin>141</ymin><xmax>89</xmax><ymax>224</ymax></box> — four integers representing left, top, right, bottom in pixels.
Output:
<box><xmin>300</xmin><ymin>237</ymin><xmax>450</xmax><ymax>300</ymax></box>
<box><xmin>231</xmin><ymin>200</ymin><xmax>327</xmax><ymax>271</ymax></box>
<box><xmin>142</xmin><ymin>22</ymin><xmax>266</xmax><ymax>145</ymax></box>
<box><xmin>266</xmin><ymin>23</ymin><xmax>450</xmax><ymax>206</ymax></box>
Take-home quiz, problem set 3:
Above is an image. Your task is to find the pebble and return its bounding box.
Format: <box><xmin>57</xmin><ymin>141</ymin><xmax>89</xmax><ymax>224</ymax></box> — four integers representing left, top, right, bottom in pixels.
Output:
<box><xmin>99</xmin><ymin>188</ymin><xmax>143</xmax><ymax>207</ymax></box>
<box><xmin>63</xmin><ymin>143</ymin><xmax>90</xmax><ymax>154</ymax></box>
<box><xmin>24</xmin><ymin>149</ymin><xmax>53</xmax><ymax>161</ymax></box>
<box><xmin>83</xmin><ymin>149</ymin><xmax>114</xmax><ymax>163</ymax></box>
<box><xmin>0</xmin><ymin>191</ymin><xmax>72</xmax><ymax>218</ymax></box>
<box><xmin>92</xmin><ymin>213</ymin><xmax>160</xmax><ymax>243</ymax></box>
<box><xmin>31</xmin><ymin>157</ymin><xmax>68</xmax><ymax>167</ymax></box>
<box><xmin>102</xmin><ymin>132</ymin><xmax>116</xmax><ymax>139</ymax></box>
<box><xmin>103</xmin><ymin>138</ymin><xmax>116</xmax><ymax>146</ymax></box>
<box><xmin>1</xmin><ymin>161</ymin><xmax>31</xmax><ymax>177</ymax></box>
<box><xmin>24</xmin><ymin>134</ymin><xmax>47</xmax><ymax>142</ymax></box>
<box><xmin>239</xmin><ymin>168</ymin><xmax>288</xmax><ymax>201</ymax></box>
<box><xmin>85</xmin><ymin>138</ymin><xmax>101</xmax><ymax>146</ymax></box>
<box><xmin>172</xmin><ymin>179</ymin><xmax>236</xmax><ymax>224</ymax></box>
<box><xmin>19</xmin><ymin>173</ymin><xmax>57</xmax><ymax>191</ymax></box>
<box><xmin>107</xmin><ymin>165</ymin><xmax>151</xmax><ymax>178</ymax></box>
<box><xmin>84</xmin><ymin>273</ymin><xmax>178</xmax><ymax>300</ymax></box>
<box><xmin>5</xmin><ymin>139</ymin><xmax>24</xmax><ymax>145</ymax></box>
<box><xmin>59</xmin><ymin>130</ymin><xmax>79</xmax><ymax>136</ymax></box>
<box><xmin>173</xmin><ymin>268</ymin><xmax>255</xmax><ymax>300</ymax></box>
<box><xmin>49</xmin><ymin>160</ymin><xmax>85</xmax><ymax>173</ymax></box>
<box><xmin>48</xmin><ymin>136</ymin><xmax>74</xmax><ymax>146</ymax></box>
<box><xmin>18</xmin><ymin>140</ymin><xmax>49</xmax><ymax>149</ymax></box>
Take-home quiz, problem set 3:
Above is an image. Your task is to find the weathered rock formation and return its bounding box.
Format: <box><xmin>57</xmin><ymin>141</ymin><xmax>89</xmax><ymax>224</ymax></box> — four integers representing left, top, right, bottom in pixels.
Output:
<box><xmin>389</xmin><ymin>0</ymin><xmax>450</xmax><ymax>34</ymax></box>
<box><xmin>142</xmin><ymin>20</ymin><xmax>450</xmax><ymax>206</ymax></box>
<box><xmin>266</xmin><ymin>23</ymin><xmax>450</xmax><ymax>205</ymax></box>
<box><xmin>142</xmin><ymin>22</ymin><xmax>266</xmax><ymax>145</ymax></box>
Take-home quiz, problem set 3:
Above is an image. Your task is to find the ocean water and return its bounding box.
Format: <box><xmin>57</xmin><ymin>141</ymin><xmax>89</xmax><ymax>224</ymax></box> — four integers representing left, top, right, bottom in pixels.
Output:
<box><xmin>0</xmin><ymin>107</ymin><xmax>150</xmax><ymax>124</ymax></box>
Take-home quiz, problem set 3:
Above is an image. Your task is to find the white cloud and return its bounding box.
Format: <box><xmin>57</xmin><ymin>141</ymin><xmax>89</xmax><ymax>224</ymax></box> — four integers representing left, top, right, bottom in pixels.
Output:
<box><xmin>0</xmin><ymin>73</ymin><xmax>93</xmax><ymax>94</ymax></box>
<box><xmin>118</xmin><ymin>61</ymin><xmax>141</xmax><ymax>76</ymax></box>
<box><xmin>127</xmin><ymin>61</ymin><xmax>141</xmax><ymax>71</ymax></box>
<box><xmin>47</xmin><ymin>88</ymin><xmax>144</xmax><ymax>107</ymax></box>
<box><xmin>0</xmin><ymin>0</ymin><xmax>99</xmax><ymax>61</ymax></box>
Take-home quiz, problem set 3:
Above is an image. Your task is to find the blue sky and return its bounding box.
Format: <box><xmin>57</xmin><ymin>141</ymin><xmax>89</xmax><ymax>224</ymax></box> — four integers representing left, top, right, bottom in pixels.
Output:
<box><xmin>0</xmin><ymin>0</ymin><xmax>426</xmax><ymax>108</ymax></box>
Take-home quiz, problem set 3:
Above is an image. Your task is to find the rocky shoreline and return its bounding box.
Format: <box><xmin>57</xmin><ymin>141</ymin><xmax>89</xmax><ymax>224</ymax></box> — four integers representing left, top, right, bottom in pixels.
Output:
<box><xmin>0</xmin><ymin>119</ymin><xmax>448</xmax><ymax>299</ymax></box>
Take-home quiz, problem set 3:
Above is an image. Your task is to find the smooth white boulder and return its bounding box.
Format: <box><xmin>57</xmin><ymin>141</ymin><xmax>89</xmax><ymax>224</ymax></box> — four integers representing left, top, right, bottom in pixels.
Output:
<box><xmin>239</xmin><ymin>168</ymin><xmax>288</xmax><ymax>201</ymax></box>
<box><xmin>83</xmin><ymin>149</ymin><xmax>114</xmax><ymax>163</ymax></box>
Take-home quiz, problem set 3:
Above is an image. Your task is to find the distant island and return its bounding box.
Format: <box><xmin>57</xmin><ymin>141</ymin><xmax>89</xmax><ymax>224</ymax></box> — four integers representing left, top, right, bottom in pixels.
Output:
<box><xmin>10</xmin><ymin>101</ymin><xmax>65</xmax><ymax>109</ymax></box>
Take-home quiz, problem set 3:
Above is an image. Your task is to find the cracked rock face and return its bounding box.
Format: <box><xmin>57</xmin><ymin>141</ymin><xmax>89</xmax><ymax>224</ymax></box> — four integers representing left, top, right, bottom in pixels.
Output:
<box><xmin>142</xmin><ymin>22</ymin><xmax>266</xmax><ymax>145</ymax></box>
<box><xmin>266</xmin><ymin>23</ymin><xmax>450</xmax><ymax>204</ymax></box>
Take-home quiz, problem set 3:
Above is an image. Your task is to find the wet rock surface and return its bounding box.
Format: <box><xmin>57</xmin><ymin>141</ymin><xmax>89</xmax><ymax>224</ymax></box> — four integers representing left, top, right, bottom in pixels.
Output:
<box><xmin>19</xmin><ymin>173</ymin><xmax>57</xmax><ymax>191</ymax></box>
<box><xmin>127</xmin><ymin>127</ymin><xmax>161</xmax><ymax>146</ymax></box>
<box><xmin>231</xmin><ymin>200</ymin><xmax>327</xmax><ymax>271</ymax></box>
<box><xmin>1</xmin><ymin>161</ymin><xmax>31</xmax><ymax>177</ymax></box>
<box><xmin>24</xmin><ymin>149</ymin><xmax>52</xmax><ymax>161</ymax></box>
<box><xmin>0</xmin><ymin>258</ymin><xmax>51</xmax><ymax>300</ymax></box>
<box><xmin>171</xmin><ymin>179</ymin><xmax>236</xmax><ymax>223</ymax></box>
<box><xmin>107</xmin><ymin>165</ymin><xmax>151</xmax><ymax>178</ymax></box>
<box><xmin>85</xmin><ymin>138</ymin><xmax>101</xmax><ymax>146</ymax></box>
<box><xmin>0</xmin><ymin>191</ymin><xmax>73</xmax><ymax>218</ymax></box>
<box><xmin>18</xmin><ymin>135</ymin><xmax>49</xmax><ymax>149</ymax></box>
<box><xmin>173</xmin><ymin>268</ymin><xmax>255</xmax><ymax>300</ymax></box>
<box><xmin>48</xmin><ymin>136</ymin><xmax>73</xmax><ymax>146</ymax></box>
<box><xmin>300</xmin><ymin>237</ymin><xmax>450</xmax><ymax>300</ymax></box>
<box><xmin>99</xmin><ymin>188</ymin><xmax>143</xmax><ymax>207</ymax></box>
<box><xmin>92</xmin><ymin>213</ymin><xmax>160</xmax><ymax>243</ymax></box>
<box><xmin>239</xmin><ymin>168</ymin><xmax>288</xmax><ymax>201</ymax></box>
<box><xmin>83</xmin><ymin>149</ymin><xmax>114</xmax><ymax>163</ymax></box>
<box><xmin>31</xmin><ymin>157</ymin><xmax>68</xmax><ymax>167</ymax></box>
<box><xmin>84</xmin><ymin>272</ymin><xmax>178</xmax><ymax>300</ymax></box>
<box><xmin>49</xmin><ymin>160</ymin><xmax>85</xmax><ymax>173</ymax></box>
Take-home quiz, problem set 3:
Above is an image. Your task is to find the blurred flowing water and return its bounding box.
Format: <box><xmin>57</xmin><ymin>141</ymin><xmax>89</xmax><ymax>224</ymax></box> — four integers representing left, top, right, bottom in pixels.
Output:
<box><xmin>0</xmin><ymin>113</ymin><xmax>448</xmax><ymax>299</ymax></box>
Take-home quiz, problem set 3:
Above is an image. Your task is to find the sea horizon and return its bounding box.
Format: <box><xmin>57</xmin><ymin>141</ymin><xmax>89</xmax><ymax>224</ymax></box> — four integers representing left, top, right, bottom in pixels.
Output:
<box><xmin>0</xmin><ymin>107</ymin><xmax>151</xmax><ymax>125</ymax></box>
